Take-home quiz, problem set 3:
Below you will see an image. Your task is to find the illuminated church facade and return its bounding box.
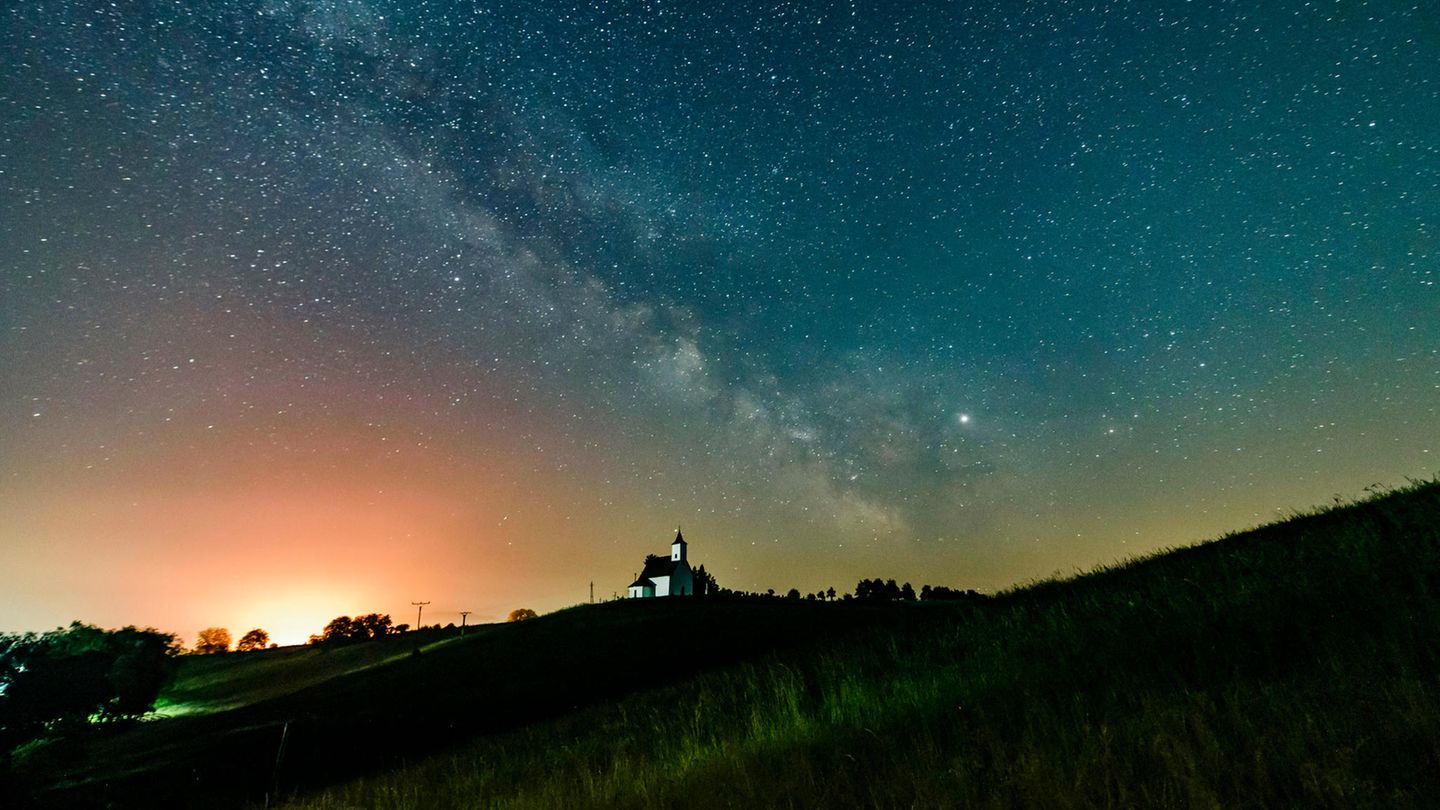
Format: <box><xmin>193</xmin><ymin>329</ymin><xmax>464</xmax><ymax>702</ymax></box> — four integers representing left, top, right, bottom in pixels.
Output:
<box><xmin>626</xmin><ymin>529</ymin><xmax>694</xmax><ymax>598</ymax></box>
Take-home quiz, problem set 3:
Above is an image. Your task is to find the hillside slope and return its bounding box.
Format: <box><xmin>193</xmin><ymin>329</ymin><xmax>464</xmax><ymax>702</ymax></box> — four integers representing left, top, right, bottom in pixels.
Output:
<box><xmin>14</xmin><ymin>481</ymin><xmax>1440</xmax><ymax>808</ymax></box>
<box><xmin>277</xmin><ymin>481</ymin><xmax>1440</xmax><ymax>809</ymax></box>
<box><xmin>17</xmin><ymin>597</ymin><xmax>915</xmax><ymax>807</ymax></box>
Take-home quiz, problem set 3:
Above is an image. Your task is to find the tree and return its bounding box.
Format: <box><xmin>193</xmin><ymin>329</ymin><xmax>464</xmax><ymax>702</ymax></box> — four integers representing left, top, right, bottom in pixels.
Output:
<box><xmin>692</xmin><ymin>564</ymin><xmax>719</xmax><ymax>596</ymax></box>
<box><xmin>105</xmin><ymin>625</ymin><xmax>179</xmax><ymax>718</ymax></box>
<box><xmin>1</xmin><ymin>623</ymin><xmax>180</xmax><ymax>754</ymax></box>
<box><xmin>353</xmin><ymin>613</ymin><xmax>393</xmax><ymax>639</ymax></box>
<box><xmin>235</xmin><ymin>629</ymin><xmax>270</xmax><ymax>652</ymax></box>
<box><xmin>901</xmin><ymin>582</ymin><xmax>917</xmax><ymax>602</ymax></box>
<box><xmin>507</xmin><ymin>608</ymin><xmax>538</xmax><ymax>622</ymax></box>
<box><xmin>786</xmin><ymin>588</ymin><xmax>801</xmax><ymax>600</ymax></box>
<box><xmin>194</xmin><ymin>627</ymin><xmax>231</xmax><ymax>655</ymax></box>
<box><xmin>826</xmin><ymin>586</ymin><xmax>837</xmax><ymax>601</ymax></box>
<box><xmin>313</xmin><ymin>616</ymin><xmax>355</xmax><ymax>645</ymax></box>
<box><xmin>310</xmin><ymin>614</ymin><xmax>392</xmax><ymax>646</ymax></box>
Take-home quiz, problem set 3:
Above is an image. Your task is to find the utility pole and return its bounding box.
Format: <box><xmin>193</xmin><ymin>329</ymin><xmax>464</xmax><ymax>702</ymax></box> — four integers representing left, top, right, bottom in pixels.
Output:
<box><xmin>411</xmin><ymin>601</ymin><xmax>430</xmax><ymax>630</ymax></box>
<box><xmin>459</xmin><ymin>610</ymin><xmax>472</xmax><ymax>636</ymax></box>
<box><xmin>589</xmin><ymin>581</ymin><xmax>594</xmax><ymax>604</ymax></box>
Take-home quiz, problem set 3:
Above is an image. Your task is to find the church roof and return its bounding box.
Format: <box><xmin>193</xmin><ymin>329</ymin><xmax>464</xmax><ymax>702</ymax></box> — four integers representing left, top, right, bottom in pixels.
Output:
<box><xmin>639</xmin><ymin>556</ymin><xmax>679</xmax><ymax>579</ymax></box>
<box><xmin>673</xmin><ymin>528</ymin><xmax>687</xmax><ymax>545</ymax></box>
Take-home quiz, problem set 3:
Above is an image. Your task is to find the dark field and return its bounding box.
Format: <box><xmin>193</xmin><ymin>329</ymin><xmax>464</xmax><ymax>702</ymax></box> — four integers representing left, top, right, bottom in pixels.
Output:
<box><xmin>13</xmin><ymin>481</ymin><xmax>1440</xmax><ymax>808</ymax></box>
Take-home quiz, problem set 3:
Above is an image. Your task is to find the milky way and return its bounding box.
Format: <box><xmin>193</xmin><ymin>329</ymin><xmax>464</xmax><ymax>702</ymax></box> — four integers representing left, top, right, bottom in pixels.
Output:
<box><xmin>2</xmin><ymin>0</ymin><xmax>1436</xmax><ymax>641</ymax></box>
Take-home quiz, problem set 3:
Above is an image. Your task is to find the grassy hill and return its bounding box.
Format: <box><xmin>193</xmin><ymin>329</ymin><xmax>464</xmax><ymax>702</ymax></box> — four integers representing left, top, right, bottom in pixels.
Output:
<box><xmin>14</xmin><ymin>595</ymin><xmax>917</xmax><ymax>807</ymax></box>
<box><xmin>14</xmin><ymin>480</ymin><xmax>1440</xmax><ymax>808</ymax></box>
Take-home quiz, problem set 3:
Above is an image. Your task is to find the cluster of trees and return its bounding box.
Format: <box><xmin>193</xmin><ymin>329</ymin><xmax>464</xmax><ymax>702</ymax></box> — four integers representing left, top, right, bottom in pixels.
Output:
<box><xmin>854</xmin><ymin>578</ymin><xmax>916</xmax><ymax>601</ymax></box>
<box><xmin>0</xmin><ymin>623</ymin><xmax>181</xmax><ymax>755</ymax></box>
<box><xmin>919</xmin><ymin>584</ymin><xmax>986</xmax><ymax>602</ymax></box>
<box><xmin>192</xmin><ymin>627</ymin><xmax>272</xmax><ymax>654</ymax></box>
<box><xmin>308</xmin><ymin>614</ymin><xmax>407</xmax><ymax>646</ymax></box>
<box><xmin>852</xmin><ymin>579</ymin><xmax>985</xmax><ymax>602</ymax></box>
<box><xmin>692</xmin><ymin>564</ymin><xmax>718</xmax><ymax>596</ymax></box>
<box><xmin>704</xmin><ymin>578</ymin><xmax>985</xmax><ymax>604</ymax></box>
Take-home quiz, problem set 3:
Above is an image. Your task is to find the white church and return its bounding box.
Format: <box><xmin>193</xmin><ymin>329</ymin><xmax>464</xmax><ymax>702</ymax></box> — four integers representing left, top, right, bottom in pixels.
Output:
<box><xmin>626</xmin><ymin>529</ymin><xmax>695</xmax><ymax>598</ymax></box>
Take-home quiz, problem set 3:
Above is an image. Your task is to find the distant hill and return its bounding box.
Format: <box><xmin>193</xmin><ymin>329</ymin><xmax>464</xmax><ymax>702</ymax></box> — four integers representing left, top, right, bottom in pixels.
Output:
<box><xmin>14</xmin><ymin>480</ymin><xmax>1440</xmax><ymax>809</ymax></box>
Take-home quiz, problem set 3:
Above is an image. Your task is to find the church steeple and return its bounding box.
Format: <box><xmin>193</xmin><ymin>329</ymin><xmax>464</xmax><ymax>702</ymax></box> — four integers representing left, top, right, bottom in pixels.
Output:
<box><xmin>671</xmin><ymin>527</ymin><xmax>687</xmax><ymax>562</ymax></box>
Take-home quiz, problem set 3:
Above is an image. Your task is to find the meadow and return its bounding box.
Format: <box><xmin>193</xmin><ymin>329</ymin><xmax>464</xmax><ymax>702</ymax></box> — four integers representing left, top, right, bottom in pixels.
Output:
<box><xmin>13</xmin><ymin>480</ymin><xmax>1440</xmax><ymax>808</ymax></box>
<box><xmin>282</xmin><ymin>481</ymin><xmax>1440</xmax><ymax>809</ymax></box>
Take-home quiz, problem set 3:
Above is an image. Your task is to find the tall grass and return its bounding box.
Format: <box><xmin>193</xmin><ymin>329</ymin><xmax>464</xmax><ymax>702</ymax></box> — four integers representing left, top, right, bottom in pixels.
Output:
<box><xmin>284</xmin><ymin>481</ymin><xmax>1440</xmax><ymax>809</ymax></box>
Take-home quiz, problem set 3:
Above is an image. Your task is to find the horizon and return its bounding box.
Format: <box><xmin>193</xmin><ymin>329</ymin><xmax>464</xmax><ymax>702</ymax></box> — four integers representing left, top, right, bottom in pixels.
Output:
<box><xmin>3</xmin><ymin>0</ymin><xmax>1436</xmax><ymax>647</ymax></box>
<box><xmin>4</xmin><ymin>479</ymin><xmax>1428</xmax><ymax>648</ymax></box>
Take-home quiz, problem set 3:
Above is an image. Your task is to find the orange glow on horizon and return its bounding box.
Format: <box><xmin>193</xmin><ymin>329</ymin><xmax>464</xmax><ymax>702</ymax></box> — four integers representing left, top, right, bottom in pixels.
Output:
<box><xmin>235</xmin><ymin>589</ymin><xmax>372</xmax><ymax>647</ymax></box>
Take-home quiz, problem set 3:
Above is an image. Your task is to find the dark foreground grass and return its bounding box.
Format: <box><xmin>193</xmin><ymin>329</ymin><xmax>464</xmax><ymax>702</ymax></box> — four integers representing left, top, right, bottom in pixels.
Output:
<box><xmin>279</xmin><ymin>481</ymin><xmax>1440</xmax><ymax>809</ymax></box>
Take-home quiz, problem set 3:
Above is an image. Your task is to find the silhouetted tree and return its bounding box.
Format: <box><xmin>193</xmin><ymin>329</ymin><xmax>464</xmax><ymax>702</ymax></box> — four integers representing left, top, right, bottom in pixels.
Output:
<box><xmin>353</xmin><ymin>613</ymin><xmax>393</xmax><ymax>639</ymax></box>
<box><xmin>786</xmin><ymin>588</ymin><xmax>801</xmax><ymax>599</ymax></box>
<box><xmin>692</xmin><ymin>564</ymin><xmax>719</xmax><ymax>596</ymax></box>
<box><xmin>855</xmin><ymin>579</ymin><xmax>874</xmax><ymax>600</ymax></box>
<box><xmin>1</xmin><ymin>623</ymin><xmax>179</xmax><ymax>755</ymax></box>
<box><xmin>310</xmin><ymin>614</ymin><xmax>394</xmax><ymax>646</ymax></box>
<box><xmin>0</xmin><ymin>643</ymin><xmax>110</xmax><ymax>743</ymax></box>
<box><xmin>105</xmin><ymin>626</ymin><xmax>178</xmax><ymax>718</ymax></box>
<box><xmin>853</xmin><ymin>578</ymin><xmax>916</xmax><ymax>601</ymax></box>
<box><xmin>826</xmin><ymin>586</ymin><xmax>837</xmax><ymax>601</ymax></box>
<box><xmin>194</xmin><ymin>627</ymin><xmax>231</xmax><ymax>654</ymax></box>
<box><xmin>318</xmin><ymin>616</ymin><xmax>355</xmax><ymax>644</ymax></box>
<box><xmin>235</xmin><ymin>629</ymin><xmax>269</xmax><ymax>652</ymax></box>
<box><xmin>508</xmin><ymin>608</ymin><xmax>538</xmax><ymax>622</ymax></box>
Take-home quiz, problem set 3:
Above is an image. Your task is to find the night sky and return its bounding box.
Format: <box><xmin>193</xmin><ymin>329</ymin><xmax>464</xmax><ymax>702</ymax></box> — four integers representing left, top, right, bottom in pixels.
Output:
<box><xmin>3</xmin><ymin>0</ymin><xmax>1436</xmax><ymax>644</ymax></box>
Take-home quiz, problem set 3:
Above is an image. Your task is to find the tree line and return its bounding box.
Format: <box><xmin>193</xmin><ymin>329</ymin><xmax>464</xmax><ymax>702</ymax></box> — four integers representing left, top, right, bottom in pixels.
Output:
<box><xmin>703</xmin><ymin>574</ymin><xmax>985</xmax><ymax>604</ymax></box>
<box><xmin>193</xmin><ymin>608</ymin><xmax>541</xmax><ymax>654</ymax></box>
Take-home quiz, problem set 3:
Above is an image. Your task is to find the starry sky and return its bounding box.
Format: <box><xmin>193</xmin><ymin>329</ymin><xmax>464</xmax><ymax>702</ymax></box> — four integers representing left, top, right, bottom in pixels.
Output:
<box><xmin>2</xmin><ymin>0</ymin><xmax>1436</xmax><ymax>645</ymax></box>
